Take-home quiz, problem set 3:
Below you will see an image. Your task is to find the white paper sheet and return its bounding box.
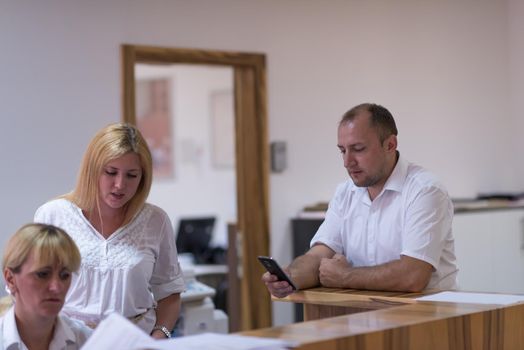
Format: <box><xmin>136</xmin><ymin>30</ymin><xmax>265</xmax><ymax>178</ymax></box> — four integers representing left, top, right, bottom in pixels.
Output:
<box><xmin>153</xmin><ymin>333</ymin><xmax>297</xmax><ymax>350</ymax></box>
<box><xmin>416</xmin><ymin>291</ymin><xmax>524</xmax><ymax>305</ymax></box>
<box><xmin>81</xmin><ymin>313</ymin><xmax>157</xmax><ymax>350</ymax></box>
<box><xmin>81</xmin><ymin>313</ymin><xmax>296</xmax><ymax>350</ymax></box>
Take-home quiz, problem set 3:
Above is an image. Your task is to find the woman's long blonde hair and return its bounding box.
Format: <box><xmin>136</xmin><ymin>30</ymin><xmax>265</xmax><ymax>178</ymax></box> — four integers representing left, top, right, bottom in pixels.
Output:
<box><xmin>64</xmin><ymin>123</ymin><xmax>153</xmax><ymax>225</ymax></box>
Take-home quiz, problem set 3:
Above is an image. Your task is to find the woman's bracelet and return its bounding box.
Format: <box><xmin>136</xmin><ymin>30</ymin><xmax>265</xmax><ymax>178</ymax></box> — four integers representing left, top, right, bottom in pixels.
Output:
<box><xmin>151</xmin><ymin>325</ymin><xmax>171</xmax><ymax>338</ymax></box>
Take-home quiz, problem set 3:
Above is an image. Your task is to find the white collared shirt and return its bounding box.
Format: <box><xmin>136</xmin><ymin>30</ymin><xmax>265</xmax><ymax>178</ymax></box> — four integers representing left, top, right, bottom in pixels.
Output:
<box><xmin>0</xmin><ymin>307</ymin><xmax>92</xmax><ymax>350</ymax></box>
<box><xmin>311</xmin><ymin>155</ymin><xmax>458</xmax><ymax>289</ymax></box>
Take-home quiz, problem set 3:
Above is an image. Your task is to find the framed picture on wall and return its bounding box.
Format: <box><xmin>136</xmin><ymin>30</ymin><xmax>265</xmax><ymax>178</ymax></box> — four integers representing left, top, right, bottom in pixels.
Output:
<box><xmin>210</xmin><ymin>90</ymin><xmax>235</xmax><ymax>168</ymax></box>
<box><xmin>136</xmin><ymin>78</ymin><xmax>175</xmax><ymax>179</ymax></box>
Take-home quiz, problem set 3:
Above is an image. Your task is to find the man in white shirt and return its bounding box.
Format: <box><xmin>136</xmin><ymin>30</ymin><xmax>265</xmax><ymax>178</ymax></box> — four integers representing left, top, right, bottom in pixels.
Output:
<box><xmin>263</xmin><ymin>103</ymin><xmax>458</xmax><ymax>298</ymax></box>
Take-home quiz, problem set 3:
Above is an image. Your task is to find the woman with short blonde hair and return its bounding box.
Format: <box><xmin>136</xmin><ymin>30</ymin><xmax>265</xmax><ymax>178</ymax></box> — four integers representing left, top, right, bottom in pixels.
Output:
<box><xmin>2</xmin><ymin>223</ymin><xmax>81</xmax><ymax>274</ymax></box>
<box><xmin>0</xmin><ymin>223</ymin><xmax>91</xmax><ymax>350</ymax></box>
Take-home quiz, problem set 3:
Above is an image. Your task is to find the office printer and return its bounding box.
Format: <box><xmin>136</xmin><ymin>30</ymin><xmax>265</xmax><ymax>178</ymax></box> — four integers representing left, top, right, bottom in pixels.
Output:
<box><xmin>174</xmin><ymin>264</ymin><xmax>228</xmax><ymax>336</ymax></box>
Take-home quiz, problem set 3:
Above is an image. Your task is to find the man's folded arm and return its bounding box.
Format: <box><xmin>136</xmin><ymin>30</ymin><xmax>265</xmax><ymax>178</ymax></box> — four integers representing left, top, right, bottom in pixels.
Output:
<box><xmin>288</xmin><ymin>244</ymin><xmax>336</xmax><ymax>290</ymax></box>
<box><xmin>320</xmin><ymin>254</ymin><xmax>433</xmax><ymax>292</ymax></box>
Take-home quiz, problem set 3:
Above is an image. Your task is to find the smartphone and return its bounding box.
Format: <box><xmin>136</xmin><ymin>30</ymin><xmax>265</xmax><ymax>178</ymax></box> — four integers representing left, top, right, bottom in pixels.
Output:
<box><xmin>257</xmin><ymin>256</ymin><xmax>297</xmax><ymax>290</ymax></box>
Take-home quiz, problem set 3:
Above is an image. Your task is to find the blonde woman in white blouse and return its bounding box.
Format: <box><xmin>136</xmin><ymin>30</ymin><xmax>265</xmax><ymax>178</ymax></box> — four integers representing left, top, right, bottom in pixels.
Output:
<box><xmin>0</xmin><ymin>223</ymin><xmax>92</xmax><ymax>350</ymax></box>
<box><xmin>34</xmin><ymin>123</ymin><xmax>185</xmax><ymax>339</ymax></box>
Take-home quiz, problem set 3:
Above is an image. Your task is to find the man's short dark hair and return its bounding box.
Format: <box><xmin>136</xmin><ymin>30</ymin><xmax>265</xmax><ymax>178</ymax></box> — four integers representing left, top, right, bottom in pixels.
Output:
<box><xmin>340</xmin><ymin>103</ymin><xmax>398</xmax><ymax>142</ymax></box>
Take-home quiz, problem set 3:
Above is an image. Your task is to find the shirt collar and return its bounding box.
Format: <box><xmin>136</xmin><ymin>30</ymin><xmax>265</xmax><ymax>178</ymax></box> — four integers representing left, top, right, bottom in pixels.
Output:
<box><xmin>2</xmin><ymin>306</ymin><xmax>25</xmax><ymax>350</ymax></box>
<box><xmin>48</xmin><ymin>314</ymin><xmax>77</xmax><ymax>349</ymax></box>
<box><xmin>382</xmin><ymin>152</ymin><xmax>409</xmax><ymax>193</ymax></box>
<box><xmin>1</xmin><ymin>307</ymin><xmax>76</xmax><ymax>350</ymax></box>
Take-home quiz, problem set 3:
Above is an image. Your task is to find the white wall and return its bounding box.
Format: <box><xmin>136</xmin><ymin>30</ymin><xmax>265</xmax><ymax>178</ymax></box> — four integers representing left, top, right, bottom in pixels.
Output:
<box><xmin>509</xmin><ymin>0</ymin><xmax>524</xmax><ymax>178</ymax></box>
<box><xmin>1</xmin><ymin>0</ymin><xmax>523</xmax><ymax>326</ymax></box>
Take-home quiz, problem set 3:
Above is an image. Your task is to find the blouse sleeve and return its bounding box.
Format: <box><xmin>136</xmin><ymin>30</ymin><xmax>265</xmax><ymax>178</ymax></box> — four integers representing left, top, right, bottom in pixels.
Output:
<box><xmin>150</xmin><ymin>211</ymin><xmax>186</xmax><ymax>300</ymax></box>
<box><xmin>34</xmin><ymin>202</ymin><xmax>51</xmax><ymax>223</ymax></box>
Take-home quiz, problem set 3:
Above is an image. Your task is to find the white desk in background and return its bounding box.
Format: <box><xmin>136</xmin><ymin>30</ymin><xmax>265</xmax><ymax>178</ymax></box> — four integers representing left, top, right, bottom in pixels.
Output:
<box><xmin>192</xmin><ymin>264</ymin><xmax>228</xmax><ymax>276</ymax></box>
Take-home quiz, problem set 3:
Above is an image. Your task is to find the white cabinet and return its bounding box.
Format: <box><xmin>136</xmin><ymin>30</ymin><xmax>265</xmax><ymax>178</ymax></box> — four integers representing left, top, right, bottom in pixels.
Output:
<box><xmin>453</xmin><ymin>209</ymin><xmax>524</xmax><ymax>293</ymax></box>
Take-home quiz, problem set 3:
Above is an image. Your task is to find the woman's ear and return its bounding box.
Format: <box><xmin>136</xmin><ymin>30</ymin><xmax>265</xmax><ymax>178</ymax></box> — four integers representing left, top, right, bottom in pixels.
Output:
<box><xmin>3</xmin><ymin>268</ymin><xmax>17</xmax><ymax>295</ymax></box>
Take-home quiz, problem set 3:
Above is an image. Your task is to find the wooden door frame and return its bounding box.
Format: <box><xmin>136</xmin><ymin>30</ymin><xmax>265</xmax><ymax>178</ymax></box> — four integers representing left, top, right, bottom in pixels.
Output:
<box><xmin>121</xmin><ymin>44</ymin><xmax>271</xmax><ymax>330</ymax></box>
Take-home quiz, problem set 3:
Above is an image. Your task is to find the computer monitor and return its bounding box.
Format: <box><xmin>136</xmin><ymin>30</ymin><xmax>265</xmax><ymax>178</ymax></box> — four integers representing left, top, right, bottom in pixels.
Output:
<box><xmin>176</xmin><ymin>217</ymin><xmax>216</xmax><ymax>264</ymax></box>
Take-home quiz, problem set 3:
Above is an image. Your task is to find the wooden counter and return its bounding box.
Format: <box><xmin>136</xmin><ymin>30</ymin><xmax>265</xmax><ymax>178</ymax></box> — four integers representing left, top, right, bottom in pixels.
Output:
<box><xmin>280</xmin><ymin>287</ymin><xmax>429</xmax><ymax>320</ymax></box>
<box><xmin>240</xmin><ymin>288</ymin><xmax>524</xmax><ymax>350</ymax></box>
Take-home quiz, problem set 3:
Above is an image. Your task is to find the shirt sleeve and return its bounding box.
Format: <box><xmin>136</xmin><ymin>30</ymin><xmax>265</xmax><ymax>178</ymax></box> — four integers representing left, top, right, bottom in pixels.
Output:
<box><xmin>401</xmin><ymin>185</ymin><xmax>453</xmax><ymax>269</ymax></box>
<box><xmin>34</xmin><ymin>200</ymin><xmax>68</xmax><ymax>228</ymax></box>
<box><xmin>34</xmin><ymin>201</ymin><xmax>64</xmax><ymax>228</ymax></box>
<box><xmin>150</xmin><ymin>211</ymin><xmax>186</xmax><ymax>300</ymax></box>
<box><xmin>34</xmin><ymin>203</ymin><xmax>50</xmax><ymax>223</ymax></box>
<box><xmin>309</xmin><ymin>183</ymin><xmax>347</xmax><ymax>254</ymax></box>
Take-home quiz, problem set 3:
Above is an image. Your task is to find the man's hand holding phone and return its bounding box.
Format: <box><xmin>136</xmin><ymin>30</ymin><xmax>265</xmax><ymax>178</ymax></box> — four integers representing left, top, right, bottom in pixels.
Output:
<box><xmin>259</xmin><ymin>256</ymin><xmax>297</xmax><ymax>298</ymax></box>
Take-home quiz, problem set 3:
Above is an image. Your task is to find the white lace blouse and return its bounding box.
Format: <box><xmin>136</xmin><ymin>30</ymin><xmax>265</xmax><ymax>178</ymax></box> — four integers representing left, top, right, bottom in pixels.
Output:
<box><xmin>34</xmin><ymin>199</ymin><xmax>186</xmax><ymax>333</ymax></box>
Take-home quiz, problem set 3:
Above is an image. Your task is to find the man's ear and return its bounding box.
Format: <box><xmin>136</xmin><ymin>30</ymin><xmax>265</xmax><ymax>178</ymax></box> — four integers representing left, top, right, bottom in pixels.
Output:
<box><xmin>3</xmin><ymin>268</ymin><xmax>17</xmax><ymax>295</ymax></box>
<box><xmin>384</xmin><ymin>134</ymin><xmax>398</xmax><ymax>152</ymax></box>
